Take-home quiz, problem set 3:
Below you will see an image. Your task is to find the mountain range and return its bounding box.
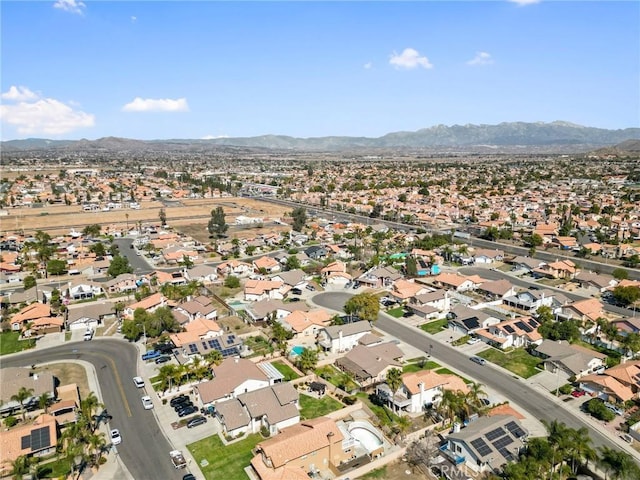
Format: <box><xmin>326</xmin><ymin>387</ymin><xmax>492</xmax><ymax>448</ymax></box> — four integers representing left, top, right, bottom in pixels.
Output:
<box><xmin>2</xmin><ymin>121</ymin><xmax>639</xmax><ymax>152</ymax></box>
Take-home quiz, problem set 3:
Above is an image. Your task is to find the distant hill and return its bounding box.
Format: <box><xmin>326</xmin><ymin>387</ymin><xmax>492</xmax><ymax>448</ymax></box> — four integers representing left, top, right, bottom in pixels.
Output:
<box><xmin>589</xmin><ymin>138</ymin><xmax>640</xmax><ymax>158</ymax></box>
<box><xmin>2</xmin><ymin>121</ymin><xmax>639</xmax><ymax>152</ymax></box>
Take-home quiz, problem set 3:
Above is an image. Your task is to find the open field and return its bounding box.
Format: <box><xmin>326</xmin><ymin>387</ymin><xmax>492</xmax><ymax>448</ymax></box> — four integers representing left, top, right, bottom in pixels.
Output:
<box><xmin>35</xmin><ymin>362</ymin><xmax>90</xmax><ymax>398</ymax></box>
<box><xmin>1</xmin><ymin>197</ymin><xmax>291</xmax><ymax>237</ymax></box>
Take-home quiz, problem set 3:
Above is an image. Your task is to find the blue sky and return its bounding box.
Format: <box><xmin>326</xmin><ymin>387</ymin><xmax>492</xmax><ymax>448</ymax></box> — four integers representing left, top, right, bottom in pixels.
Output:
<box><xmin>1</xmin><ymin>1</ymin><xmax>639</xmax><ymax>140</ymax></box>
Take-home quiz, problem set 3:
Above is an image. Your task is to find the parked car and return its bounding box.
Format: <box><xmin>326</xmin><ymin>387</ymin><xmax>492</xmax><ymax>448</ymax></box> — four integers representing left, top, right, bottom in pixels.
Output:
<box><xmin>187</xmin><ymin>416</ymin><xmax>207</xmax><ymax>428</ymax></box>
<box><xmin>605</xmin><ymin>402</ymin><xmax>624</xmax><ymax>416</ymax></box>
<box><xmin>83</xmin><ymin>329</ymin><xmax>94</xmax><ymax>341</ymax></box>
<box><xmin>306</xmin><ymin>284</ymin><xmax>315</xmax><ymax>291</ymax></box>
<box><xmin>571</xmin><ymin>389</ymin><xmax>586</xmax><ymax>398</ymax></box>
<box><xmin>175</xmin><ymin>401</ymin><xmax>194</xmax><ymax>413</ymax></box>
<box><xmin>178</xmin><ymin>405</ymin><xmax>198</xmax><ymax>417</ymax></box>
<box><xmin>170</xmin><ymin>395</ymin><xmax>190</xmax><ymax>407</ymax></box>
<box><xmin>467</xmin><ymin>337</ymin><xmax>480</xmax><ymax>345</ymax></box>
<box><xmin>291</xmin><ymin>288</ymin><xmax>302</xmax><ymax>295</ymax></box>
<box><xmin>141</xmin><ymin>396</ymin><xmax>154</xmax><ymax>410</ymax></box>
<box><xmin>621</xmin><ymin>433</ymin><xmax>634</xmax><ymax>444</ymax></box>
<box><xmin>289</xmin><ymin>297</ymin><xmax>301</xmax><ymax>302</ymax></box>
<box><xmin>110</xmin><ymin>429</ymin><xmax>122</xmax><ymax>445</ymax></box>
<box><xmin>133</xmin><ymin>376</ymin><xmax>145</xmax><ymax>388</ymax></box>
<box><xmin>470</xmin><ymin>356</ymin><xmax>486</xmax><ymax>366</ymax></box>
<box><xmin>141</xmin><ymin>350</ymin><xmax>161</xmax><ymax>361</ymax></box>
<box><xmin>183</xmin><ymin>474</ymin><xmax>196</xmax><ymax>480</ymax></box>
<box><xmin>155</xmin><ymin>355</ymin><xmax>172</xmax><ymax>364</ymax></box>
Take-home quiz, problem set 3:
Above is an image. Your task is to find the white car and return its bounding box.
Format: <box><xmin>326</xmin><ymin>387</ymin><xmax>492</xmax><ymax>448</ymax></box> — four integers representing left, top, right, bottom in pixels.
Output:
<box><xmin>141</xmin><ymin>395</ymin><xmax>154</xmax><ymax>410</ymax></box>
<box><xmin>467</xmin><ymin>337</ymin><xmax>480</xmax><ymax>345</ymax></box>
<box><xmin>133</xmin><ymin>376</ymin><xmax>145</xmax><ymax>388</ymax></box>
<box><xmin>110</xmin><ymin>429</ymin><xmax>122</xmax><ymax>445</ymax></box>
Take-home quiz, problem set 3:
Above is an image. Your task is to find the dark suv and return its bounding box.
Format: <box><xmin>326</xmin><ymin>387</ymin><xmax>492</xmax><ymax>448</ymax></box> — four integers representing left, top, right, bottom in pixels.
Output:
<box><xmin>187</xmin><ymin>416</ymin><xmax>207</xmax><ymax>428</ymax></box>
<box><xmin>170</xmin><ymin>395</ymin><xmax>190</xmax><ymax>407</ymax></box>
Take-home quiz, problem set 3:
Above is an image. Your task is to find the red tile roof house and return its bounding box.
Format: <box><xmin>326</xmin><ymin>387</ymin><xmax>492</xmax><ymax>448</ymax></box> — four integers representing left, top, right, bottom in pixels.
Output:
<box><xmin>579</xmin><ymin>373</ymin><xmax>635</xmax><ymax>404</ymax></box>
<box><xmin>278</xmin><ymin>309</ymin><xmax>332</xmax><ymax>340</ymax></box>
<box><xmin>0</xmin><ymin>414</ymin><xmax>58</xmax><ymax>475</ymax></box>
<box><xmin>217</xmin><ymin>259</ymin><xmax>253</xmax><ymax>277</ymax></box>
<box><xmin>10</xmin><ymin>303</ymin><xmax>52</xmax><ymax>331</ymax></box>
<box><xmin>432</xmin><ymin>272</ymin><xmax>482</xmax><ymax>292</ymax></box>
<box><xmin>560</xmin><ymin>298</ymin><xmax>605</xmax><ymax>323</ymax></box>
<box><xmin>250</xmin><ymin>417</ymin><xmax>348</xmax><ymax>480</ymax></box>
<box><xmin>244</xmin><ymin>279</ymin><xmax>286</xmax><ymax>302</ymax></box>
<box><xmin>253</xmin><ymin>255</ymin><xmax>282</xmax><ymax>274</ymax></box>
<box><xmin>123</xmin><ymin>292</ymin><xmax>168</xmax><ymax>319</ymax></box>
<box><xmin>389</xmin><ymin>279</ymin><xmax>431</xmax><ymax>303</ymax></box>
<box><xmin>533</xmin><ymin>259</ymin><xmax>579</xmax><ymax>280</ymax></box>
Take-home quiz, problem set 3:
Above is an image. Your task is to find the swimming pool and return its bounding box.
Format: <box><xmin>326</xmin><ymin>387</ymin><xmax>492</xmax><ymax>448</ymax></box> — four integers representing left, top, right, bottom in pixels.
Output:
<box><xmin>290</xmin><ymin>345</ymin><xmax>305</xmax><ymax>356</ymax></box>
<box><xmin>348</xmin><ymin>421</ymin><xmax>384</xmax><ymax>452</ymax></box>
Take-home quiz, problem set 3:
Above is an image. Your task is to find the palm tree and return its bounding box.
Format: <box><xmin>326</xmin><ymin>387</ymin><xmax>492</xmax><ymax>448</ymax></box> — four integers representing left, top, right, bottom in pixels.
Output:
<box><xmin>9</xmin><ymin>455</ymin><xmax>30</xmax><ymax>480</ymax></box>
<box><xmin>439</xmin><ymin>389</ymin><xmax>463</xmax><ymax>424</ymax></box>
<box><xmin>567</xmin><ymin>427</ymin><xmax>596</xmax><ymax>474</ymax></box>
<box><xmin>598</xmin><ymin>446</ymin><xmax>640</xmax><ymax>480</ymax></box>
<box><xmin>466</xmin><ymin>382</ymin><xmax>487</xmax><ymax>410</ymax></box>
<box><xmin>11</xmin><ymin>386</ymin><xmax>34</xmax><ymax>422</ymax></box>
<box><xmin>385</xmin><ymin>368</ymin><xmax>403</xmax><ymax>412</ymax></box>
<box><xmin>80</xmin><ymin>391</ymin><xmax>103</xmax><ymax>432</ymax></box>
<box><xmin>543</xmin><ymin>419</ymin><xmax>571</xmax><ymax>476</ymax></box>
<box><xmin>87</xmin><ymin>432</ymin><xmax>107</xmax><ymax>467</ymax></box>
<box><xmin>205</xmin><ymin>350</ymin><xmax>223</xmax><ymax>367</ymax></box>
<box><xmin>38</xmin><ymin>392</ymin><xmax>50</xmax><ymax>413</ymax></box>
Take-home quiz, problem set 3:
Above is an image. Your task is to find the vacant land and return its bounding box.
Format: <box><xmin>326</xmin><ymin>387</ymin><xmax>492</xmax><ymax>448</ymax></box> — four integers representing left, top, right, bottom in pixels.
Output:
<box><xmin>35</xmin><ymin>362</ymin><xmax>90</xmax><ymax>398</ymax></box>
<box><xmin>478</xmin><ymin>348</ymin><xmax>542</xmax><ymax>379</ymax></box>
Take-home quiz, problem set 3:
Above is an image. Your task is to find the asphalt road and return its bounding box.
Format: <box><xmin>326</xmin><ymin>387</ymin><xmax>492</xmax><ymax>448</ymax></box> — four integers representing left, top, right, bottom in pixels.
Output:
<box><xmin>313</xmin><ymin>291</ymin><xmax>635</xmax><ymax>458</ymax></box>
<box><xmin>114</xmin><ymin>237</ymin><xmax>154</xmax><ymax>274</ymax></box>
<box><xmin>3</xmin><ymin>339</ymin><xmax>183</xmax><ymax>480</ymax></box>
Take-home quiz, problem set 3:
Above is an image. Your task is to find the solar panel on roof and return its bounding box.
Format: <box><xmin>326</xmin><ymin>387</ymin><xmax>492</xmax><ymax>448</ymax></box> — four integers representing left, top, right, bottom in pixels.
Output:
<box><xmin>528</xmin><ymin>318</ymin><xmax>539</xmax><ymax>328</ymax></box>
<box><xmin>504</xmin><ymin>325</ymin><xmax>515</xmax><ymax>334</ymax></box>
<box><xmin>228</xmin><ymin>335</ymin><xmax>236</xmax><ymax>344</ymax></box>
<box><xmin>492</xmin><ymin>435</ymin><xmax>514</xmax><ymax>450</ymax></box>
<box><xmin>21</xmin><ymin>434</ymin><xmax>30</xmax><ymax>450</ymax></box>
<box><xmin>208</xmin><ymin>340</ymin><xmax>217</xmax><ymax>348</ymax></box>
<box><xmin>485</xmin><ymin>427</ymin><xmax>506</xmax><ymax>441</ymax></box>
<box><xmin>29</xmin><ymin>427</ymin><xmax>51</xmax><ymax>451</ymax></box>
<box><xmin>505</xmin><ymin>421</ymin><xmax>526</xmax><ymax>438</ymax></box>
<box><xmin>515</xmin><ymin>321</ymin><xmax>532</xmax><ymax>333</ymax></box>
<box><xmin>499</xmin><ymin>447</ymin><xmax>516</xmax><ymax>462</ymax></box>
<box><xmin>189</xmin><ymin>344</ymin><xmax>198</xmax><ymax>353</ymax></box>
<box><xmin>471</xmin><ymin>438</ymin><xmax>492</xmax><ymax>456</ymax></box>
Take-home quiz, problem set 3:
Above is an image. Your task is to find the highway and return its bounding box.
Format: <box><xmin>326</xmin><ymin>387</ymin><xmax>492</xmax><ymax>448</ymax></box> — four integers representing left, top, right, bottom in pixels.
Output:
<box><xmin>2</xmin><ymin>340</ymin><xmax>184</xmax><ymax>480</ymax></box>
<box><xmin>313</xmin><ymin>291</ymin><xmax>638</xmax><ymax>460</ymax></box>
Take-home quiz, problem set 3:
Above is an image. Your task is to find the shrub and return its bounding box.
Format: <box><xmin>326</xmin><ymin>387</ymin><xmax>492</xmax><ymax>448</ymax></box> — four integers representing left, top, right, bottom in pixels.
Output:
<box><xmin>260</xmin><ymin>426</ymin><xmax>270</xmax><ymax>438</ymax></box>
<box><xmin>559</xmin><ymin>384</ymin><xmax>573</xmax><ymax>395</ymax></box>
<box><xmin>4</xmin><ymin>416</ymin><xmax>17</xmax><ymax>427</ymax></box>
<box><xmin>344</xmin><ymin>396</ymin><xmax>357</xmax><ymax>405</ymax></box>
<box><xmin>586</xmin><ymin>399</ymin><xmax>615</xmax><ymax>422</ymax></box>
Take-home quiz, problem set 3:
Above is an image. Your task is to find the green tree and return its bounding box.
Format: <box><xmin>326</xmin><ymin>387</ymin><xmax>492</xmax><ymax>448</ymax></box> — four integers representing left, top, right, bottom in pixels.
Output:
<box><xmin>466</xmin><ymin>382</ymin><xmax>488</xmax><ymax>410</ymax></box>
<box><xmin>23</xmin><ymin>275</ymin><xmax>36</xmax><ymax>290</ymax></box>
<box><xmin>206</xmin><ymin>349</ymin><xmax>223</xmax><ymax>367</ymax></box>
<box><xmin>296</xmin><ymin>348</ymin><xmax>319</xmax><ymax>372</ymax></box>
<box><xmin>612</xmin><ymin>268</ymin><xmax>629</xmax><ymax>281</ymax></box>
<box><xmin>291</xmin><ymin>207</ymin><xmax>307</xmax><ymax>232</ymax></box>
<box><xmin>224</xmin><ymin>275</ymin><xmax>240</xmax><ymax>288</ymax></box>
<box><xmin>207</xmin><ymin>206</ymin><xmax>228</xmax><ymax>238</ymax></box>
<box><xmin>121</xmin><ymin>320</ymin><xmax>142</xmax><ymax>341</ymax></box>
<box><xmin>38</xmin><ymin>392</ymin><xmax>50</xmax><ymax>413</ymax></box>
<box><xmin>89</xmin><ymin>242</ymin><xmax>107</xmax><ymax>257</ymax></box>
<box><xmin>285</xmin><ymin>255</ymin><xmax>300</xmax><ymax>271</ymax></box>
<box><xmin>107</xmin><ymin>255</ymin><xmax>133</xmax><ymax>277</ymax></box>
<box><xmin>344</xmin><ymin>292</ymin><xmax>380</xmax><ymax>322</ymax></box>
<box><xmin>598</xmin><ymin>445</ymin><xmax>640</xmax><ymax>480</ymax></box>
<box><xmin>82</xmin><ymin>224</ymin><xmax>102</xmax><ymax>237</ymax></box>
<box><xmin>11</xmin><ymin>386</ymin><xmax>34</xmax><ymax>422</ymax></box>
<box><xmin>612</xmin><ymin>285</ymin><xmax>640</xmax><ymax>307</ymax></box>
<box><xmin>159</xmin><ymin>207</ymin><xmax>167</xmax><ymax>225</ymax></box>
<box><xmin>385</xmin><ymin>368</ymin><xmax>403</xmax><ymax>412</ymax></box>
<box><xmin>9</xmin><ymin>455</ymin><xmax>30</xmax><ymax>480</ymax></box>
<box><xmin>46</xmin><ymin>259</ymin><xmax>67</xmax><ymax>276</ymax></box>
<box><xmin>405</xmin><ymin>256</ymin><xmax>418</xmax><ymax>277</ymax></box>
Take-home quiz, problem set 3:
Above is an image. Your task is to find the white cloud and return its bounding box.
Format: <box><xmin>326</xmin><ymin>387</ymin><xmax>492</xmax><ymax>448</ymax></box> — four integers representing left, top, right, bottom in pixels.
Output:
<box><xmin>467</xmin><ymin>51</ymin><xmax>494</xmax><ymax>66</ymax></box>
<box><xmin>364</xmin><ymin>62</ymin><xmax>373</xmax><ymax>69</ymax></box>
<box><xmin>53</xmin><ymin>0</ymin><xmax>86</xmax><ymax>15</ymax></box>
<box><xmin>389</xmin><ymin>48</ymin><xmax>433</xmax><ymax>70</ymax></box>
<box><xmin>122</xmin><ymin>97</ymin><xmax>189</xmax><ymax>112</ymax></box>
<box><xmin>1</xmin><ymin>86</ymin><xmax>95</xmax><ymax>136</ymax></box>
<box><xmin>1</xmin><ymin>86</ymin><xmax>38</xmax><ymax>102</ymax></box>
<box><xmin>131</xmin><ymin>16</ymin><xmax>137</xmax><ymax>23</ymax></box>
<box><xmin>508</xmin><ymin>0</ymin><xmax>541</xmax><ymax>5</ymax></box>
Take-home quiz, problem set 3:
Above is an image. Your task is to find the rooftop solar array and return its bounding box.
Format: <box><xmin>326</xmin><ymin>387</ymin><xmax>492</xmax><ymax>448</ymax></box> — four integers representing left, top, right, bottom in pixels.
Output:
<box><xmin>188</xmin><ymin>344</ymin><xmax>198</xmax><ymax>354</ymax></box>
<box><xmin>504</xmin><ymin>325</ymin><xmax>515</xmax><ymax>334</ymax></box>
<box><xmin>21</xmin><ymin>427</ymin><xmax>51</xmax><ymax>451</ymax></box>
<box><xmin>505</xmin><ymin>421</ymin><xmax>527</xmax><ymax>439</ymax></box>
<box><xmin>492</xmin><ymin>435</ymin><xmax>514</xmax><ymax>450</ymax></box>
<box><xmin>485</xmin><ymin>427</ymin><xmax>506</xmax><ymax>441</ymax></box>
<box><xmin>470</xmin><ymin>438</ymin><xmax>492</xmax><ymax>457</ymax></box>
<box><xmin>515</xmin><ymin>321</ymin><xmax>532</xmax><ymax>333</ymax></box>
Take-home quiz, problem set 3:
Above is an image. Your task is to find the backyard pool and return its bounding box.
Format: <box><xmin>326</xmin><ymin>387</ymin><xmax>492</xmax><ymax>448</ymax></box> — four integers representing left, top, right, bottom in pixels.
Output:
<box><xmin>290</xmin><ymin>345</ymin><xmax>305</xmax><ymax>356</ymax></box>
<box><xmin>348</xmin><ymin>421</ymin><xmax>384</xmax><ymax>452</ymax></box>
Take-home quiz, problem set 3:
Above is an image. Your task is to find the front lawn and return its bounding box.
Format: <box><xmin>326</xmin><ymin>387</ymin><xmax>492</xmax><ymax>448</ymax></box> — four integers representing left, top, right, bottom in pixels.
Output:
<box><xmin>271</xmin><ymin>360</ymin><xmax>300</xmax><ymax>381</ymax></box>
<box><xmin>386</xmin><ymin>307</ymin><xmax>404</xmax><ymax>318</ymax></box>
<box><xmin>188</xmin><ymin>433</ymin><xmax>262</xmax><ymax>480</ymax></box>
<box><xmin>0</xmin><ymin>331</ymin><xmax>36</xmax><ymax>355</ymax></box>
<box><xmin>477</xmin><ymin>348</ymin><xmax>542</xmax><ymax>379</ymax></box>
<box><xmin>299</xmin><ymin>393</ymin><xmax>344</xmax><ymax>419</ymax></box>
<box><xmin>420</xmin><ymin>319</ymin><xmax>448</xmax><ymax>334</ymax></box>
<box><xmin>402</xmin><ymin>360</ymin><xmax>441</xmax><ymax>373</ymax></box>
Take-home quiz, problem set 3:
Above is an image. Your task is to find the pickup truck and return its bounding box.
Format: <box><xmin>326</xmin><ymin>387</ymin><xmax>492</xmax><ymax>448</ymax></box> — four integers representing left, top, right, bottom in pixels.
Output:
<box><xmin>169</xmin><ymin>450</ymin><xmax>187</xmax><ymax>469</ymax></box>
<box><xmin>141</xmin><ymin>350</ymin><xmax>161</xmax><ymax>361</ymax></box>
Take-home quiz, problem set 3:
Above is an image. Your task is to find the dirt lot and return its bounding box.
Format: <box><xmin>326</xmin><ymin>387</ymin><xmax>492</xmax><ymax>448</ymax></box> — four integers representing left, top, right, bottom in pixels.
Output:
<box><xmin>1</xmin><ymin>197</ymin><xmax>291</xmax><ymax>237</ymax></box>
<box><xmin>35</xmin><ymin>362</ymin><xmax>90</xmax><ymax>399</ymax></box>
<box><xmin>362</xmin><ymin>458</ymin><xmax>431</xmax><ymax>480</ymax></box>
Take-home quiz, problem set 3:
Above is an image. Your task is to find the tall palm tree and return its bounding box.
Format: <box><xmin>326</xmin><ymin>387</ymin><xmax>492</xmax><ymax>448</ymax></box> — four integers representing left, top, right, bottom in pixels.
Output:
<box><xmin>598</xmin><ymin>446</ymin><xmax>640</xmax><ymax>480</ymax></box>
<box><xmin>567</xmin><ymin>427</ymin><xmax>596</xmax><ymax>474</ymax></box>
<box><xmin>206</xmin><ymin>350</ymin><xmax>223</xmax><ymax>367</ymax></box>
<box><xmin>439</xmin><ymin>389</ymin><xmax>463</xmax><ymax>424</ymax></box>
<box><xmin>543</xmin><ymin>420</ymin><xmax>571</xmax><ymax>476</ymax></box>
<box><xmin>38</xmin><ymin>392</ymin><xmax>50</xmax><ymax>413</ymax></box>
<box><xmin>385</xmin><ymin>368</ymin><xmax>403</xmax><ymax>412</ymax></box>
<box><xmin>80</xmin><ymin>391</ymin><xmax>103</xmax><ymax>432</ymax></box>
<box><xmin>11</xmin><ymin>386</ymin><xmax>34</xmax><ymax>422</ymax></box>
<box><xmin>466</xmin><ymin>382</ymin><xmax>487</xmax><ymax>410</ymax></box>
<box><xmin>87</xmin><ymin>432</ymin><xmax>107</xmax><ymax>467</ymax></box>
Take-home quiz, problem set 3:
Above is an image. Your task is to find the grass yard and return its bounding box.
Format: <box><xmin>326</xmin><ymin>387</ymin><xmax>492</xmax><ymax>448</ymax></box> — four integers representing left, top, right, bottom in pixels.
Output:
<box><xmin>434</xmin><ymin>368</ymin><xmax>472</xmax><ymax>384</ymax></box>
<box><xmin>386</xmin><ymin>307</ymin><xmax>404</xmax><ymax>318</ymax></box>
<box><xmin>0</xmin><ymin>331</ymin><xmax>36</xmax><ymax>355</ymax></box>
<box><xmin>37</xmin><ymin>457</ymin><xmax>71</xmax><ymax>478</ymax></box>
<box><xmin>420</xmin><ymin>319</ymin><xmax>448</xmax><ymax>334</ymax></box>
<box><xmin>244</xmin><ymin>335</ymin><xmax>274</xmax><ymax>357</ymax></box>
<box><xmin>355</xmin><ymin>392</ymin><xmax>402</xmax><ymax>428</ymax></box>
<box><xmin>477</xmin><ymin>348</ymin><xmax>542</xmax><ymax>379</ymax></box>
<box><xmin>360</xmin><ymin>466</ymin><xmax>388</xmax><ymax>479</ymax></box>
<box><xmin>402</xmin><ymin>360</ymin><xmax>441</xmax><ymax>373</ymax></box>
<box><xmin>299</xmin><ymin>393</ymin><xmax>344</xmax><ymax>419</ymax></box>
<box><xmin>188</xmin><ymin>433</ymin><xmax>262</xmax><ymax>480</ymax></box>
<box><xmin>315</xmin><ymin>365</ymin><xmax>359</xmax><ymax>392</ymax></box>
<box><xmin>271</xmin><ymin>360</ymin><xmax>300</xmax><ymax>381</ymax></box>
